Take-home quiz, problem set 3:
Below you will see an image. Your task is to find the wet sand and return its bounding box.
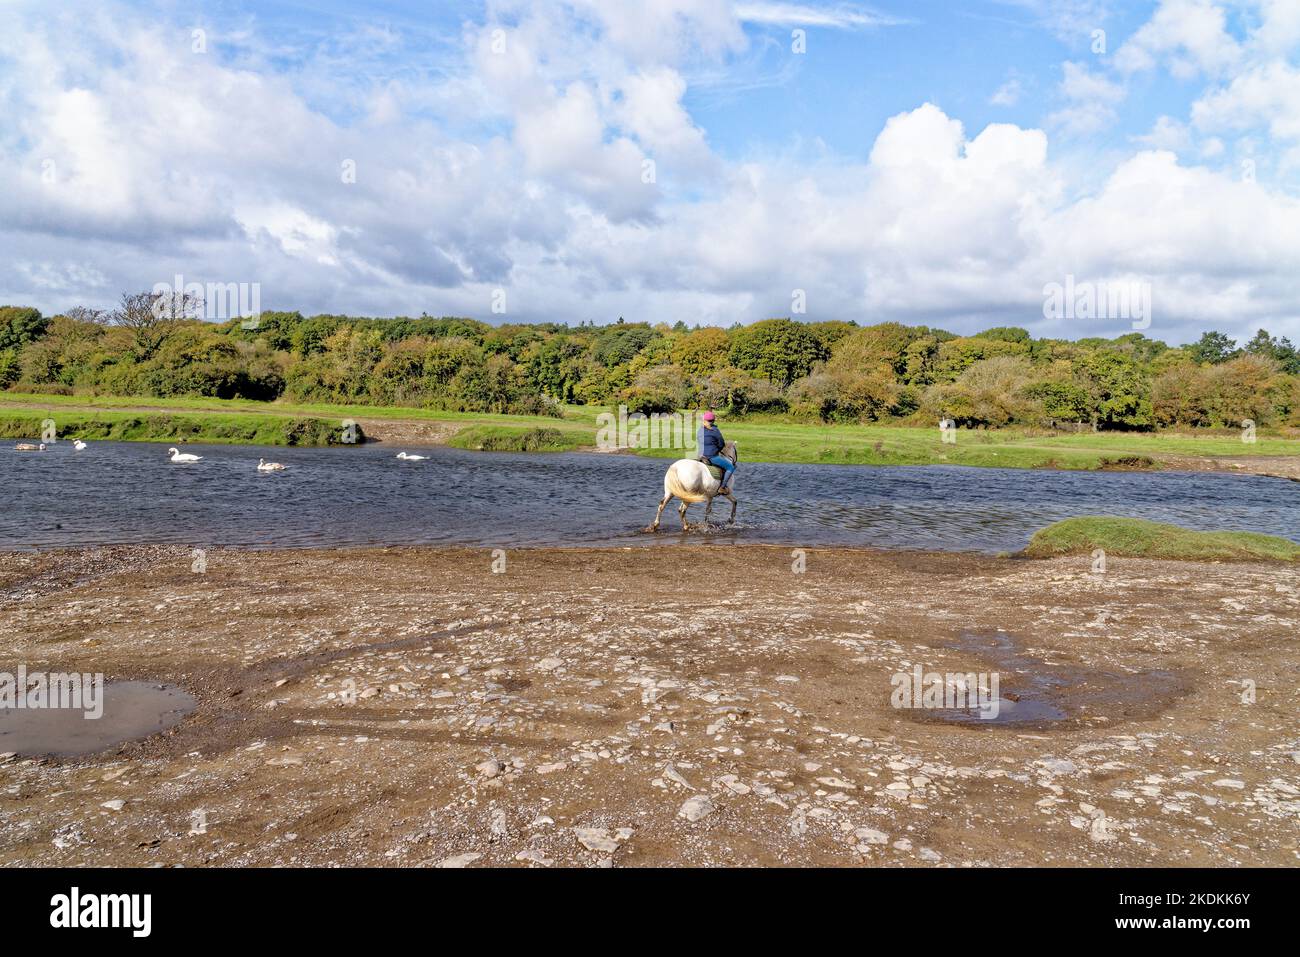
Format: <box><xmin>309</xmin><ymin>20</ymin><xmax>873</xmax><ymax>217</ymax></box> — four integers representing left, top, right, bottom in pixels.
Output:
<box><xmin>0</xmin><ymin>543</ymin><xmax>1296</xmax><ymax>867</ymax></box>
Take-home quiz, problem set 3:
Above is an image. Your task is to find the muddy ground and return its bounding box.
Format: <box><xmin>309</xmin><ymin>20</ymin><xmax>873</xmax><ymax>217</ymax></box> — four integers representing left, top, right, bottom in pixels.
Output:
<box><xmin>0</xmin><ymin>544</ymin><xmax>1296</xmax><ymax>867</ymax></box>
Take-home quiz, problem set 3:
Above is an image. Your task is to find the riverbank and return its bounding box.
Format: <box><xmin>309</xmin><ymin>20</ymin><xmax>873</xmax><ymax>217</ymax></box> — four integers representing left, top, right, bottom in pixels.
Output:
<box><xmin>3</xmin><ymin>391</ymin><xmax>1299</xmax><ymax>475</ymax></box>
<box><xmin>1</xmin><ymin>544</ymin><xmax>1295</xmax><ymax>867</ymax></box>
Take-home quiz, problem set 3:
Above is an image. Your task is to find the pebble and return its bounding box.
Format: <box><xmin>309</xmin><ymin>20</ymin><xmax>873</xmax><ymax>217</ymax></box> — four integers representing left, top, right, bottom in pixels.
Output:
<box><xmin>854</xmin><ymin>827</ymin><xmax>889</xmax><ymax>845</ymax></box>
<box><xmin>436</xmin><ymin>852</ymin><xmax>482</xmax><ymax>868</ymax></box>
<box><xmin>573</xmin><ymin>827</ymin><xmax>625</xmax><ymax>853</ymax></box>
<box><xmin>679</xmin><ymin>795</ymin><xmax>715</xmax><ymax>822</ymax></box>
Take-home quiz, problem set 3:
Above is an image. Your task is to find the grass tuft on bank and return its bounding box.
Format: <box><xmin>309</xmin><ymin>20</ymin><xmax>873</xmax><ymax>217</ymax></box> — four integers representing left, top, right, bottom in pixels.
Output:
<box><xmin>0</xmin><ymin>409</ymin><xmax>360</xmax><ymax>447</ymax></box>
<box><xmin>1023</xmin><ymin>517</ymin><xmax>1300</xmax><ymax>562</ymax></box>
<box><xmin>446</xmin><ymin>425</ymin><xmax>586</xmax><ymax>453</ymax></box>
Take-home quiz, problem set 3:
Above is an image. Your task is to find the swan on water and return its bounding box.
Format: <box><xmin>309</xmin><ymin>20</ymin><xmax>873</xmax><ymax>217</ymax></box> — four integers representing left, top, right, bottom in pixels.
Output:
<box><xmin>15</xmin><ymin>443</ymin><xmax>46</xmax><ymax>451</ymax></box>
<box><xmin>396</xmin><ymin>452</ymin><xmax>428</xmax><ymax>461</ymax></box>
<box><xmin>168</xmin><ymin>447</ymin><xmax>202</xmax><ymax>463</ymax></box>
<box><xmin>258</xmin><ymin>458</ymin><xmax>287</xmax><ymax>471</ymax></box>
<box><xmin>73</xmin><ymin>439</ymin><xmax>87</xmax><ymax>451</ymax></box>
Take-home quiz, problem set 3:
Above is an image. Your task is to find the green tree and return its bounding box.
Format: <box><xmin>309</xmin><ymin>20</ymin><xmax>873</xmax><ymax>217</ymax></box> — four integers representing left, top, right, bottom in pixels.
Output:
<box><xmin>728</xmin><ymin>318</ymin><xmax>827</xmax><ymax>387</ymax></box>
<box><xmin>1188</xmin><ymin>331</ymin><xmax>1237</xmax><ymax>366</ymax></box>
<box><xmin>0</xmin><ymin>306</ymin><xmax>48</xmax><ymax>350</ymax></box>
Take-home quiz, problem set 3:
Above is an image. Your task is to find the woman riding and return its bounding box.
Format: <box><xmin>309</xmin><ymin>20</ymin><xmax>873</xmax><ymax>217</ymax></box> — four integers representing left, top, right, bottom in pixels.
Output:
<box><xmin>696</xmin><ymin>411</ymin><xmax>735</xmax><ymax>494</ymax></box>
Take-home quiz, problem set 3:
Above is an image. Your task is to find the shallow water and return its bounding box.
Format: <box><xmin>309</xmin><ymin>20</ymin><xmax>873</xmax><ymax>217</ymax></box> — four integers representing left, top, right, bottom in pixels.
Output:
<box><xmin>1</xmin><ymin>440</ymin><xmax>1296</xmax><ymax>552</ymax></box>
<box><xmin>0</xmin><ymin>681</ymin><xmax>196</xmax><ymax>757</ymax></box>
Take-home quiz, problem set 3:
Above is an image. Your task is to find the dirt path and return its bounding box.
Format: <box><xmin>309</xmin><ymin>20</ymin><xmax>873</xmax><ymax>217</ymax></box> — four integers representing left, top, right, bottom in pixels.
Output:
<box><xmin>1</xmin><ymin>544</ymin><xmax>1295</xmax><ymax>867</ymax></box>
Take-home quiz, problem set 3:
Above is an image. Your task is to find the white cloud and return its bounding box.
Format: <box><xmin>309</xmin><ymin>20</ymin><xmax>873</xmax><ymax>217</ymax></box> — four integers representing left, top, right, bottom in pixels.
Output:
<box><xmin>1</xmin><ymin>0</ymin><xmax>1299</xmax><ymax>347</ymax></box>
<box><xmin>1114</xmin><ymin>0</ymin><xmax>1242</xmax><ymax>78</ymax></box>
<box><xmin>1192</xmin><ymin>60</ymin><xmax>1300</xmax><ymax>143</ymax></box>
<box><xmin>1134</xmin><ymin>115</ymin><xmax>1193</xmax><ymax>151</ymax></box>
<box><xmin>991</xmin><ymin>76</ymin><xmax>1023</xmax><ymax>107</ymax></box>
<box><xmin>1047</xmin><ymin>61</ymin><xmax>1125</xmax><ymax>136</ymax></box>
<box><xmin>734</xmin><ymin>2</ymin><xmax>906</xmax><ymax>29</ymax></box>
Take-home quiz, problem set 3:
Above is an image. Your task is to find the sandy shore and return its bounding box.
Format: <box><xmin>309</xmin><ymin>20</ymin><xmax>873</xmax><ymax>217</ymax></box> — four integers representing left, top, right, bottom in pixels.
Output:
<box><xmin>1</xmin><ymin>543</ymin><xmax>1296</xmax><ymax>867</ymax></box>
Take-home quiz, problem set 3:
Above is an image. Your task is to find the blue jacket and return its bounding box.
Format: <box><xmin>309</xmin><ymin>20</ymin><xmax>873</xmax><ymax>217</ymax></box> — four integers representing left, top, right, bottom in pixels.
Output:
<box><xmin>697</xmin><ymin>425</ymin><xmax>725</xmax><ymax>459</ymax></box>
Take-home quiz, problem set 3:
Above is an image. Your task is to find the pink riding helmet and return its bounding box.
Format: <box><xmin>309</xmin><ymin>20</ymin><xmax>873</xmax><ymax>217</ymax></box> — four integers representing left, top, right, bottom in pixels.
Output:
<box><xmin>703</xmin><ymin>411</ymin><xmax>716</xmax><ymax>422</ymax></box>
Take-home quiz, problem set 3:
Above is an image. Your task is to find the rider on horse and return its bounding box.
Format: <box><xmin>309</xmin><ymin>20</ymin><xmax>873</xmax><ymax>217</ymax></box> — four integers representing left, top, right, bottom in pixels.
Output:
<box><xmin>696</xmin><ymin>411</ymin><xmax>735</xmax><ymax>495</ymax></box>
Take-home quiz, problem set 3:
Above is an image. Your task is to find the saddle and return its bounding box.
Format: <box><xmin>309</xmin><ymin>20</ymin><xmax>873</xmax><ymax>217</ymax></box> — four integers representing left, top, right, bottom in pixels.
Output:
<box><xmin>698</xmin><ymin>457</ymin><xmax>725</xmax><ymax>481</ymax></box>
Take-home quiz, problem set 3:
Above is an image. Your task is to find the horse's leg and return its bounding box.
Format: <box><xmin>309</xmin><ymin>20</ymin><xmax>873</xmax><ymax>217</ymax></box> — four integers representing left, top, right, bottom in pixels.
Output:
<box><xmin>703</xmin><ymin>495</ymin><xmax>714</xmax><ymax>524</ymax></box>
<box><xmin>678</xmin><ymin>501</ymin><xmax>690</xmax><ymax>531</ymax></box>
<box><xmin>727</xmin><ymin>492</ymin><xmax>737</xmax><ymax>524</ymax></box>
<box><xmin>649</xmin><ymin>493</ymin><xmax>671</xmax><ymax>532</ymax></box>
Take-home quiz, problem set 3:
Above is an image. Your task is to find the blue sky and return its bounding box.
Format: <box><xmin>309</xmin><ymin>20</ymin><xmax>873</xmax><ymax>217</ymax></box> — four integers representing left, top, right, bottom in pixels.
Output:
<box><xmin>2</xmin><ymin>0</ymin><xmax>1299</xmax><ymax>344</ymax></box>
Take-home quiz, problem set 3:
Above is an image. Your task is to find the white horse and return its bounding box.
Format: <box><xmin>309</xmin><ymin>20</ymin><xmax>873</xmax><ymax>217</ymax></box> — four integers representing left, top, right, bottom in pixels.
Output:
<box><xmin>648</xmin><ymin>441</ymin><xmax>738</xmax><ymax>532</ymax></box>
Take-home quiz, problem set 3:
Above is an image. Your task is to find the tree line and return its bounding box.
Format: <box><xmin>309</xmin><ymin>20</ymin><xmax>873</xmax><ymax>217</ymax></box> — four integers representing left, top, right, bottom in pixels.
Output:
<box><xmin>2</xmin><ymin>295</ymin><xmax>1297</xmax><ymax>431</ymax></box>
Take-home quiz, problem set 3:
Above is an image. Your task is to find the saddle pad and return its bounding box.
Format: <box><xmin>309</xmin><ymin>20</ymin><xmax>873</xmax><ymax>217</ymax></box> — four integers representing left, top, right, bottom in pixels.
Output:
<box><xmin>706</xmin><ymin>464</ymin><xmax>724</xmax><ymax>480</ymax></box>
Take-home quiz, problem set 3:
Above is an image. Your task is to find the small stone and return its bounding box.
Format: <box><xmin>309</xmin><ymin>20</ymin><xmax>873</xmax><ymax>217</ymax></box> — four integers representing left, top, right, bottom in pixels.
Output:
<box><xmin>817</xmin><ymin>777</ymin><xmax>856</xmax><ymax>790</ymax></box>
<box><xmin>100</xmin><ymin>800</ymin><xmax>125</xmax><ymax>811</ymax></box>
<box><xmin>436</xmin><ymin>852</ymin><xmax>482</xmax><ymax>868</ymax></box>
<box><xmin>537</xmin><ymin>657</ymin><xmax>565</xmax><ymax>672</ymax></box>
<box><xmin>516</xmin><ymin>848</ymin><xmax>553</xmax><ymax>867</ymax></box>
<box><xmin>1212</xmin><ymin>778</ymin><xmax>1245</xmax><ymax>789</ymax></box>
<box><xmin>476</xmin><ymin>759</ymin><xmax>503</xmax><ymax>778</ymax></box>
<box><xmin>536</xmin><ymin>762</ymin><xmax>567</xmax><ymax>775</ymax></box>
<box><xmin>854</xmin><ymin>827</ymin><xmax>889</xmax><ymax>845</ymax></box>
<box><xmin>573</xmin><ymin>827</ymin><xmax>622</xmax><ymax>853</ymax></box>
<box><xmin>663</xmin><ymin>764</ymin><xmax>694</xmax><ymax>789</ymax></box>
<box><xmin>679</xmin><ymin>795</ymin><xmax>715</xmax><ymax>822</ymax></box>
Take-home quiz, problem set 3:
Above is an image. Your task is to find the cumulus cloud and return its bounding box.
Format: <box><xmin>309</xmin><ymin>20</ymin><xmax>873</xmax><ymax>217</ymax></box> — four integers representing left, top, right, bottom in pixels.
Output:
<box><xmin>1114</xmin><ymin>0</ymin><xmax>1242</xmax><ymax>78</ymax></box>
<box><xmin>1</xmin><ymin>0</ymin><xmax>1299</xmax><ymax>345</ymax></box>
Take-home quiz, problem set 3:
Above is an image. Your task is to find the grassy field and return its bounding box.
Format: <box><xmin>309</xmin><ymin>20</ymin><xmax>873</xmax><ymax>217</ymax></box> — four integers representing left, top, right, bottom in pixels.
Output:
<box><xmin>1023</xmin><ymin>517</ymin><xmax>1300</xmax><ymax>562</ymax></box>
<box><xmin>2</xmin><ymin>391</ymin><xmax>1298</xmax><ymax>465</ymax></box>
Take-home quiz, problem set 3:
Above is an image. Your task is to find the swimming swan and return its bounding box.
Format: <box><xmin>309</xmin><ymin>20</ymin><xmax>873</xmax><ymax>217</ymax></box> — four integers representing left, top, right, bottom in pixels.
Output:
<box><xmin>14</xmin><ymin>443</ymin><xmax>46</xmax><ymax>451</ymax></box>
<box><xmin>258</xmin><ymin>458</ymin><xmax>287</xmax><ymax>471</ymax></box>
<box><xmin>168</xmin><ymin>447</ymin><xmax>202</xmax><ymax>463</ymax></box>
<box><xmin>396</xmin><ymin>452</ymin><xmax>428</xmax><ymax>461</ymax></box>
<box><xmin>73</xmin><ymin>439</ymin><xmax>87</xmax><ymax>451</ymax></box>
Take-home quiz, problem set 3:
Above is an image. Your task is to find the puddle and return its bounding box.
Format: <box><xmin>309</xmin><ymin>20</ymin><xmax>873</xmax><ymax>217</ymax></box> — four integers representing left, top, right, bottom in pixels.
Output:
<box><xmin>911</xmin><ymin>631</ymin><xmax>1189</xmax><ymax>729</ymax></box>
<box><xmin>0</xmin><ymin>681</ymin><xmax>196</xmax><ymax>757</ymax></box>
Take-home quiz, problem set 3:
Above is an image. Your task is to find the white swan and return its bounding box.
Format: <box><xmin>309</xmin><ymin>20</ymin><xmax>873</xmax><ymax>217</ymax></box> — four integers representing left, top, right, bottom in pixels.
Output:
<box><xmin>14</xmin><ymin>443</ymin><xmax>46</xmax><ymax>451</ymax></box>
<box><xmin>73</xmin><ymin>439</ymin><xmax>87</xmax><ymax>451</ymax></box>
<box><xmin>257</xmin><ymin>458</ymin><xmax>287</xmax><ymax>471</ymax></box>
<box><xmin>168</xmin><ymin>447</ymin><xmax>202</xmax><ymax>463</ymax></box>
<box><xmin>396</xmin><ymin>452</ymin><xmax>428</xmax><ymax>461</ymax></box>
